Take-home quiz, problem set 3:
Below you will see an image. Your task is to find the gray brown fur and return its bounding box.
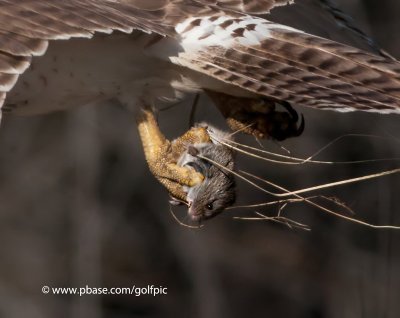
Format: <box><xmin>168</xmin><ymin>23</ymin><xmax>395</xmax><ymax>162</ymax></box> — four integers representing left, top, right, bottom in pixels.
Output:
<box><xmin>177</xmin><ymin>126</ymin><xmax>236</xmax><ymax>222</ymax></box>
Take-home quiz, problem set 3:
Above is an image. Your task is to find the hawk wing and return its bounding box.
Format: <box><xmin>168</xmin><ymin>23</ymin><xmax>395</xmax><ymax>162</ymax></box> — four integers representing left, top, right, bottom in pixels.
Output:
<box><xmin>1</xmin><ymin>0</ymin><xmax>400</xmax><ymax>118</ymax></box>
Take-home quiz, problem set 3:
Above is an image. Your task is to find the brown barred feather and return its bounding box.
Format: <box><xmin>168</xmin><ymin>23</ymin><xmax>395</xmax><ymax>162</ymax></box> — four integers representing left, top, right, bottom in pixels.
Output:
<box><xmin>0</xmin><ymin>53</ymin><xmax>30</xmax><ymax>74</ymax></box>
<box><xmin>198</xmin><ymin>0</ymin><xmax>294</xmax><ymax>14</ymax></box>
<box><xmin>0</xmin><ymin>0</ymin><xmax>399</xmax><ymax>117</ymax></box>
<box><xmin>175</xmin><ymin>16</ymin><xmax>400</xmax><ymax>113</ymax></box>
<box><xmin>0</xmin><ymin>31</ymin><xmax>47</xmax><ymax>56</ymax></box>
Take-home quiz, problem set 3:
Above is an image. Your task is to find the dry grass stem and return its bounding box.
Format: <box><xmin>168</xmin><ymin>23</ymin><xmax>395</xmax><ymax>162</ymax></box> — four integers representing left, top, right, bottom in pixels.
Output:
<box><xmin>212</xmin><ymin>134</ymin><xmax>400</xmax><ymax>166</ymax></box>
<box><xmin>198</xmin><ymin>155</ymin><xmax>400</xmax><ymax>230</ymax></box>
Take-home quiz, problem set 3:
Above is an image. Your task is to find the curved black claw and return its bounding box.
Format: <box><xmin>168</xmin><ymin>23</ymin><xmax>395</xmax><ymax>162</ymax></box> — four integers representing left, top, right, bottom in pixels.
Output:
<box><xmin>208</xmin><ymin>91</ymin><xmax>306</xmax><ymax>141</ymax></box>
<box><xmin>280</xmin><ymin>101</ymin><xmax>299</xmax><ymax>123</ymax></box>
<box><xmin>268</xmin><ymin>102</ymin><xmax>305</xmax><ymax>141</ymax></box>
<box><xmin>293</xmin><ymin>114</ymin><xmax>305</xmax><ymax>137</ymax></box>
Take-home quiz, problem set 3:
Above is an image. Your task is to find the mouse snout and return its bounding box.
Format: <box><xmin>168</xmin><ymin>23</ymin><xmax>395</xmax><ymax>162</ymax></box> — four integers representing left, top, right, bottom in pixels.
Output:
<box><xmin>188</xmin><ymin>203</ymin><xmax>203</xmax><ymax>222</ymax></box>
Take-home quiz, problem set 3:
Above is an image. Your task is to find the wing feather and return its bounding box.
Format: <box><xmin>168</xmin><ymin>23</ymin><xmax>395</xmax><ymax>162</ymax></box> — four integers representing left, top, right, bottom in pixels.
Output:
<box><xmin>0</xmin><ymin>31</ymin><xmax>48</xmax><ymax>56</ymax></box>
<box><xmin>0</xmin><ymin>0</ymin><xmax>296</xmax><ymax>116</ymax></box>
<box><xmin>175</xmin><ymin>16</ymin><xmax>400</xmax><ymax>113</ymax></box>
<box><xmin>199</xmin><ymin>0</ymin><xmax>294</xmax><ymax>14</ymax></box>
<box><xmin>0</xmin><ymin>0</ymin><xmax>399</xmax><ymax>117</ymax></box>
<box><xmin>0</xmin><ymin>0</ymin><xmax>183</xmax><ymax>115</ymax></box>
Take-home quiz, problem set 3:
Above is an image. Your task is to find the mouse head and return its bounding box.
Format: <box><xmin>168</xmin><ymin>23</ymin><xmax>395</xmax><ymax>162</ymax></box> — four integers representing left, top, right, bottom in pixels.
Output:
<box><xmin>183</xmin><ymin>144</ymin><xmax>236</xmax><ymax>222</ymax></box>
<box><xmin>187</xmin><ymin>171</ymin><xmax>236</xmax><ymax>222</ymax></box>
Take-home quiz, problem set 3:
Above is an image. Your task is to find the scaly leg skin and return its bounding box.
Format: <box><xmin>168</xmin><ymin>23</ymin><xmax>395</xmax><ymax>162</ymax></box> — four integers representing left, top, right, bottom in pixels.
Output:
<box><xmin>170</xmin><ymin>125</ymin><xmax>211</xmax><ymax>159</ymax></box>
<box><xmin>136</xmin><ymin>107</ymin><xmax>205</xmax><ymax>202</ymax></box>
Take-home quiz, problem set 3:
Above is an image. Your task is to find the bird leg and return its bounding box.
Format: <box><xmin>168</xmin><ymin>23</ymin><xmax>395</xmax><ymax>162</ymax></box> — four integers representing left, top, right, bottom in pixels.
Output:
<box><xmin>206</xmin><ymin>91</ymin><xmax>304</xmax><ymax>141</ymax></box>
<box><xmin>136</xmin><ymin>107</ymin><xmax>211</xmax><ymax>202</ymax></box>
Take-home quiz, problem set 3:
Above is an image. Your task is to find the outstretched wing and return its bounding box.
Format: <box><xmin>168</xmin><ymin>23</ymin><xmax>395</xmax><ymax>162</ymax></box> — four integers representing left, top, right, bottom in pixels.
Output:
<box><xmin>174</xmin><ymin>14</ymin><xmax>400</xmax><ymax>113</ymax></box>
<box><xmin>0</xmin><ymin>0</ymin><xmax>177</xmax><ymax>116</ymax></box>
<box><xmin>0</xmin><ymin>1</ymin><xmax>291</xmax><ymax>116</ymax></box>
<box><xmin>1</xmin><ymin>0</ymin><xmax>400</xmax><ymax>117</ymax></box>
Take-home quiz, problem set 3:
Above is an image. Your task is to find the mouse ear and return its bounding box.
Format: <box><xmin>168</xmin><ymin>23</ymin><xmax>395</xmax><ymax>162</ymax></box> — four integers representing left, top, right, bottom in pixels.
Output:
<box><xmin>187</xmin><ymin>145</ymin><xmax>199</xmax><ymax>157</ymax></box>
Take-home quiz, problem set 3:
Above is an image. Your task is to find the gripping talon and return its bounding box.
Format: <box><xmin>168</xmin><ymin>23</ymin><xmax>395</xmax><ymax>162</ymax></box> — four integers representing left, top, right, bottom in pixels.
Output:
<box><xmin>294</xmin><ymin>114</ymin><xmax>305</xmax><ymax>137</ymax></box>
<box><xmin>207</xmin><ymin>91</ymin><xmax>305</xmax><ymax>141</ymax></box>
<box><xmin>281</xmin><ymin>101</ymin><xmax>299</xmax><ymax>123</ymax></box>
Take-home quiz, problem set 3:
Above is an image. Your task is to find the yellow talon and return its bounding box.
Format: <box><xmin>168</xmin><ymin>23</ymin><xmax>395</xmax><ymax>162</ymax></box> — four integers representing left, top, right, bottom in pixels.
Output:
<box><xmin>136</xmin><ymin>106</ymin><xmax>210</xmax><ymax>202</ymax></box>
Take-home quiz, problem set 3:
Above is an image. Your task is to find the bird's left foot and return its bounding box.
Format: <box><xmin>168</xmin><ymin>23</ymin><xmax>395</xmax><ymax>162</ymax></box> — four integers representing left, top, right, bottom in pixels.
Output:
<box><xmin>207</xmin><ymin>91</ymin><xmax>304</xmax><ymax>141</ymax></box>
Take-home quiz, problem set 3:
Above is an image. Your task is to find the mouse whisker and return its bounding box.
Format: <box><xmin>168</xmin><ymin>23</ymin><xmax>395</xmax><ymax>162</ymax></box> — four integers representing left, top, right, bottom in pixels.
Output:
<box><xmin>169</xmin><ymin>205</ymin><xmax>203</xmax><ymax>229</ymax></box>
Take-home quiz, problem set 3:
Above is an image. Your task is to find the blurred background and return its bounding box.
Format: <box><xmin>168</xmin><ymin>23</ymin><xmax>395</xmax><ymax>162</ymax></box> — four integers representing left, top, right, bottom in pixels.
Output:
<box><xmin>0</xmin><ymin>1</ymin><xmax>399</xmax><ymax>317</ymax></box>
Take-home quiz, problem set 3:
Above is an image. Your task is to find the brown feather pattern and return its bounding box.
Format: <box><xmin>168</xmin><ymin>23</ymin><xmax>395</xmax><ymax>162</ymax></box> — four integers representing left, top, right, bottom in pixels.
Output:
<box><xmin>198</xmin><ymin>0</ymin><xmax>293</xmax><ymax>14</ymax></box>
<box><xmin>0</xmin><ymin>0</ymin><xmax>399</xmax><ymax>117</ymax></box>
<box><xmin>176</xmin><ymin>18</ymin><xmax>400</xmax><ymax>112</ymax></box>
<box><xmin>0</xmin><ymin>0</ymin><xmax>249</xmax><ymax>116</ymax></box>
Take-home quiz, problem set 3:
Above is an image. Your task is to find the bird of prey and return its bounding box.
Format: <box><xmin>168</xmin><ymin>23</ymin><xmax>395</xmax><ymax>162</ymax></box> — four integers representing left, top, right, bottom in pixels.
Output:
<box><xmin>1</xmin><ymin>0</ymin><xmax>399</xmax><ymax>136</ymax></box>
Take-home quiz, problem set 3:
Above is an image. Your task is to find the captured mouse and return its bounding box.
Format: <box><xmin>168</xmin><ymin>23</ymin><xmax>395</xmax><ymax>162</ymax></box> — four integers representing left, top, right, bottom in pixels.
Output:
<box><xmin>175</xmin><ymin>124</ymin><xmax>236</xmax><ymax>222</ymax></box>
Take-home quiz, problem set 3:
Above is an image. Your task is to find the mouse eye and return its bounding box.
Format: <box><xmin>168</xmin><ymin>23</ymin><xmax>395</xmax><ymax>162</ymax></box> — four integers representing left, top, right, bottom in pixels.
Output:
<box><xmin>206</xmin><ymin>203</ymin><xmax>213</xmax><ymax>210</ymax></box>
